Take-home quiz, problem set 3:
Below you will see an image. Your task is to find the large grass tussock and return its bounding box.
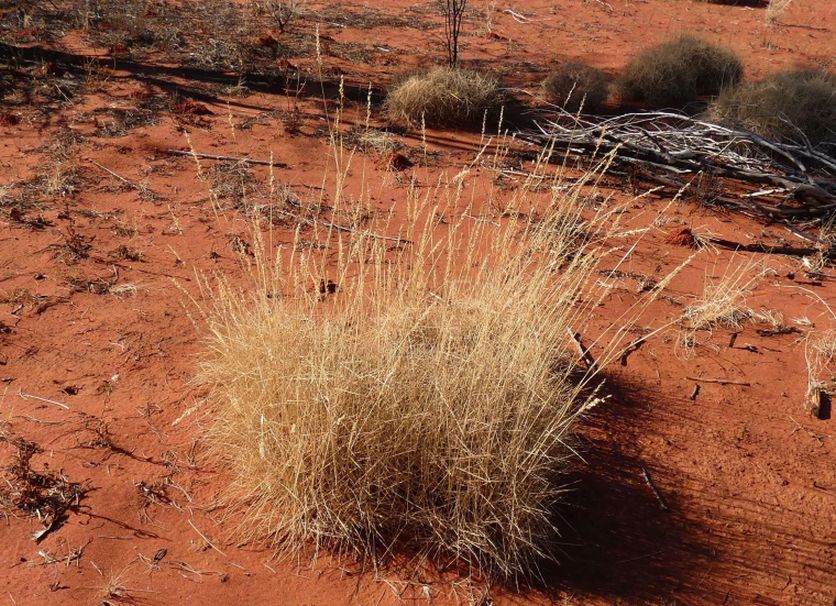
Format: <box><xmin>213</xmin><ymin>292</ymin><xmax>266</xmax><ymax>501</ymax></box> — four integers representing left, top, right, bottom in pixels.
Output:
<box><xmin>385</xmin><ymin>67</ymin><xmax>504</xmax><ymax>127</ymax></box>
<box><xmin>707</xmin><ymin>70</ymin><xmax>836</xmax><ymax>147</ymax></box>
<box><xmin>198</xmin><ymin>172</ymin><xmax>621</xmax><ymax>578</ymax></box>
<box><xmin>543</xmin><ymin>62</ymin><xmax>609</xmax><ymax>113</ymax></box>
<box><xmin>618</xmin><ymin>35</ymin><xmax>743</xmax><ymax>108</ymax></box>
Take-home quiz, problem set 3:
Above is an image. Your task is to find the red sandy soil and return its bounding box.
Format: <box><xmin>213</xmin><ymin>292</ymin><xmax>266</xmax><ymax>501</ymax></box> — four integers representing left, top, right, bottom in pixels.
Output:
<box><xmin>1</xmin><ymin>1</ymin><xmax>834</xmax><ymax>604</ymax></box>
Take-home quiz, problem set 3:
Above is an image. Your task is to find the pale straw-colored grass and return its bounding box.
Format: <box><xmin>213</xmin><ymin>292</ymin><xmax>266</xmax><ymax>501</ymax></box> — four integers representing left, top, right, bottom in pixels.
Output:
<box><xmin>195</xmin><ymin>141</ymin><xmax>677</xmax><ymax>579</ymax></box>
<box><xmin>385</xmin><ymin>66</ymin><xmax>504</xmax><ymax>127</ymax></box>
<box><xmin>680</xmin><ymin>256</ymin><xmax>763</xmax><ymax>350</ymax></box>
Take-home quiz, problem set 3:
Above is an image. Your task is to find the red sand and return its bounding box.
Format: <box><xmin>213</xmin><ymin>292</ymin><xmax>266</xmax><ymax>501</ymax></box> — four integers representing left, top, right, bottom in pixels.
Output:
<box><xmin>0</xmin><ymin>1</ymin><xmax>833</xmax><ymax>604</ymax></box>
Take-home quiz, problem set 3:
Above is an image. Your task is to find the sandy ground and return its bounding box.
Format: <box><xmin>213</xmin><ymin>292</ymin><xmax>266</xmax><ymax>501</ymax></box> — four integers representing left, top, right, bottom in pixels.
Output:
<box><xmin>0</xmin><ymin>1</ymin><xmax>834</xmax><ymax>604</ymax></box>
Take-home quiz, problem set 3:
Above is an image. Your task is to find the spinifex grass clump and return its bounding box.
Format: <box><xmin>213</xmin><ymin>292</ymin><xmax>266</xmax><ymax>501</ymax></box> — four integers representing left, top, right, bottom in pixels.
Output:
<box><xmin>707</xmin><ymin>70</ymin><xmax>836</xmax><ymax>147</ymax></box>
<box><xmin>384</xmin><ymin>66</ymin><xmax>504</xmax><ymax>127</ymax></box>
<box><xmin>618</xmin><ymin>35</ymin><xmax>742</xmax><ymax>108</ymax></box>
<box><xmin>197</xmin><ymin>160</ymin><xmax>629</xmax><ymax>579</ymax></box>
<box><xmin>543</xmin><ymin>62</ymin><xmax>609</xmax><ymax>113</ymax></box>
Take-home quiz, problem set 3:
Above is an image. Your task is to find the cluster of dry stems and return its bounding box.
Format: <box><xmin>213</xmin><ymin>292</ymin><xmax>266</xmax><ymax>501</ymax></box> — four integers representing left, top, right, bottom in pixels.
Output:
<box><xmin>196</xmin><ymin>149</ymin><xmax>640</xmax><ymax>578</ymax></box>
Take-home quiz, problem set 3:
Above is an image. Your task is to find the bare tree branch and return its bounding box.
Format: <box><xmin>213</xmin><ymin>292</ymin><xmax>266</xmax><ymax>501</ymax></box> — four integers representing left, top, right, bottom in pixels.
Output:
<box><xmin>438</xmin><ymin>0</ymin><xmax>467</xmax><ymax>67</ymax></box>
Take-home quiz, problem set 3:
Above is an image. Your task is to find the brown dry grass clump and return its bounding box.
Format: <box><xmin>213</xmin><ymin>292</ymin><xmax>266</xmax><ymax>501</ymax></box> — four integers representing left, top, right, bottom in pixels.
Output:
<box><xmin>679</xmin><ymin>258</ymin><xmax>762</xmax><ymax>351</ymax></box>
<box><xmin>765</xmin><ymin>0</ymin><xmax>793</xmax><ymax>24</ymax></box>
<box><xmin>707</xmin><ymin>70</ymin><xmax>836</xmax><ymax>147</ymax></box>
<box><xmin>618</xmin><ymin>35</ymin><xmax>743</xmax><ymax>108</ymax></box>
<box><xmin>195</xmin><ymin>159</ymin><xmax>638</xmax><ymax>578</ymax></box>
<box><xmin>543</xmin><ymin>62</ymin><xmax>608</xmax><ymax>113</ymax></box>
<box><xmin>385</xmin><ymin>66</ymin><xmax>504</xmax><ymax>127</ymax></box>
<box><xmin>805</xmin><ymin>329</ymin><xmax>836</xmax><ymax>418</ymax></box>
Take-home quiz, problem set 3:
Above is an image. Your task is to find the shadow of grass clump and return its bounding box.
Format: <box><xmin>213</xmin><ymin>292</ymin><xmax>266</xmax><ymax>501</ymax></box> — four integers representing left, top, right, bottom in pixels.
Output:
<box><xmin>516</xmin><ymin>375</ymin><xmax>715</xmax><ymax>603</ymax></box>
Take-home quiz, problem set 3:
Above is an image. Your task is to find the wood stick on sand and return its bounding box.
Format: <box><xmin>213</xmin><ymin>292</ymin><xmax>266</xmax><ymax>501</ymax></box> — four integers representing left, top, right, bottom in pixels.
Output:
<box><xmin>686</xmin><ymin>376</ymin><xmax>751</xmax><ymax>386</ymax></box>
<box><xmin>18</xmin><ymin>390</ymin><xmax>70</xmax><ymax>410</ymax></box>
<box><xmin>165</xmin><ymin>149</ymin><xmax>288</xmax><ymax>168</ymax></box>
<box><xmin>567</xmin><ymin>327</ymin><xmax>598</xmax><ymax>371</ymax></box>
<box><xmin>641</xmin><ymin>466</ymin><xmax>669</xmax><ymax>511</ymax></box>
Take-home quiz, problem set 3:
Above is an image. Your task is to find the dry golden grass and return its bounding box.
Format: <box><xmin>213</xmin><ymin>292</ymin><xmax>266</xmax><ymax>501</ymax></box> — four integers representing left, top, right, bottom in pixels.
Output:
<box><xmin>618</xmin><ymin>35</ymin><xmax>742</xmax><ymax>108</ymax></box>
<box><xmin>808</xmin><ymin>330</ymin><xmax>836</xmax><ymax>361</ymax></box>
<box><xmin>680</xmin><ymin>257</ymin><xmax>762</xmax><ymax>350</ymax></box>
<box><xmin>194</xmin><ymin>144</ymin><xmax>660</xmax><ymax>578</ymax></box>
<box><xmin>707</xmin><ymin>70</ymin><xmax>836</xmax><ymax>147</ymax></box>
<box><xmin>765</xmin><ymin>0</ymin><xmax>793</xmax><ymax>24</ymax></box>
<box><xmin>384</xmin><ymin>67</ymin><xmax>504</xmax><ymax>127</ymax></box>
<box><xmin>805</xmin><ymin>328</ymin><xmax>836</xmax><ymax>416</ymax></box>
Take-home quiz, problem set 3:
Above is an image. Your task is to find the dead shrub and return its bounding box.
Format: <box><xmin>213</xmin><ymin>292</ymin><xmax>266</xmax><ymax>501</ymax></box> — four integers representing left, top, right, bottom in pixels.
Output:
<box><xmin>51</xmin><ymin>227</ymin><xmax>93</xmax><ymax>263</ymax></box>
<box><xmin>679</xmin><ymin>258</ymin><xmax>762</xmax><ymax>351</ymax></box>
<box><xmin>618</xmin><ymin>35</ymin><xmax>743</xmax><ymax>108</ymax></box>
<box><xmin>765</xmin><ymin>0</ymin><xmax>792</xmax><ymax>24</ymax></box>
<box><xmin>805</xmin><ymin>329</ymin><xmax>836</xmax><ymax>418</ymax></box>
<box><xmin>384</xmin><ymin>66</ymin><xmax>504</xmax><ymax>127</ymax></box>
<box><xmin>262</xmin><ymin>0</ymin><xmax>306</xmax><ymax>33</ymax></box>
<box><xmin>543</xmin><ymin>62</ymin><xmax>608</xmax><ymax>113</ymax></box>
<box><xmin>0</xmin><ymin>436</ymin><xmax>87</xmax><ymax>539</ymax></box>
<box><xmin>707</xmin><ymin>69</ymin><xmax>836</xmax><ymax>147</ymax></box>
<box><xmin>110</xmin><ymin>244</ymin><xmax>144</xmax><ymax>262</ymax></box>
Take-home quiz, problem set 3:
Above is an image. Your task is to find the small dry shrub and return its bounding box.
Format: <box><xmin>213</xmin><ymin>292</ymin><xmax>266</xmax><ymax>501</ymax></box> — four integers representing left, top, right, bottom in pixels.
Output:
<box><xmin>543</xmin><ymin>62</ymin><xmax>608</xmax><ymax>113</ymax></box>
<box><xmin>805</xmin><ymin>329</ymin><xmax>835</xmax><ymax>418</ymax></box>
<box><xmin>0</xmin><ymin>436</ymin><xmax>86</xmax><ymax>535</ymax></box>
<box><xmin>0</xmin><ymin>288</ymin><xmax>33</xmax><ymax>305</ymax></box>
<box><xmin>346</xmin><ymin>127</ymin><xmax>400</xmax><ymax>156</ymax></box>
<box><xmin>110</xmin><ymin>244</ymin><xmax>144</xmax><ymax>262</ymax></box>
<box><xmin>51</xmin><ymin>227</ymin><xmax>93</xmax><ymax>263</ymax></box>
<box><xmin>707</xmin><ymin>70</ymin><xmax>836</xmax><ymax>147</ymax></box>
<box><xmin>618</xmin><ymin>35</ymin><xmax>743</xmax><ymax>108</ymax></box>
<box><xmin>680</xmin><ymin>258</ymin><xmax>761</xmax><ymax>351</ymax></box>
<box><xmin>207</xmin><ymin>161</ymin><xmax>254</xmax><ymax>208</ymax></box>
<box><xmin>765</xmin><ymin>0</ymin><xmax>792</xmax><ymax>24</ymax></box>
<box><xmin>262</xmin><ymin>0</ymin><xmax>306</xmax><ymax>32</ymax></box>
<box><xmin>63</xmin><ymin>270</ymin><xmax>115</xmax><ymax>295</ymax></box>
<box><xmin>197</xmin><ymin>170</ymin><xmax>632</xmax><ymax>578</ymax></box>
<box><xmin>385</xmin><ymin>67</ymin><xmax>504</xmax><ymax>127</ymax></box>
<box><xmin>683</xmin><ymin>273</ymin><xmax>754</xmax><ymax>330</ymax></box>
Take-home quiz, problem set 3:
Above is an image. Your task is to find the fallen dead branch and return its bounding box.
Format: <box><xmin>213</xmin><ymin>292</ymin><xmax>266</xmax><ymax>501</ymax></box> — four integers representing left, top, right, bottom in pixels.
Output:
<box><xmin>706</xmin><ymin>236</ymin><xmax>829</xmax><ymax>259</ymax></box>
<box><xmin>503</xmin><ymin>8</ymin><xmax>531</xmax><ymax>22</ymax></box>
<box><xmin>89</xmin><ymin>161</ymin><xmax>160</xmax><ymax>199</ymax></box>
<box><xmin>17</xmin><ymin>390</ymin><xmax>71</xmax><ymax>410</ymax></box>
<box><xmin>640</xmin><ymin>466</ymin><xmax>669</xmax><ymax>511</ymax></box>
<box><xmin>519</xmin><ymin>108</ymin><xmax>836</xmax><ymax>234</ymax></box>
<box><xmin>165</xmin><ymin>149</ymin><xmax>289</xmax><ymax>168</ymax></box>
<box><xmin>685</xmin><ymin>376</ymin><xmax>751</xmax><ymax>386</ymax></box>
<box><xmin>275</xmin><ymin>198</ymin><xmax>412</xmax><ymax>244</ymax></box>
